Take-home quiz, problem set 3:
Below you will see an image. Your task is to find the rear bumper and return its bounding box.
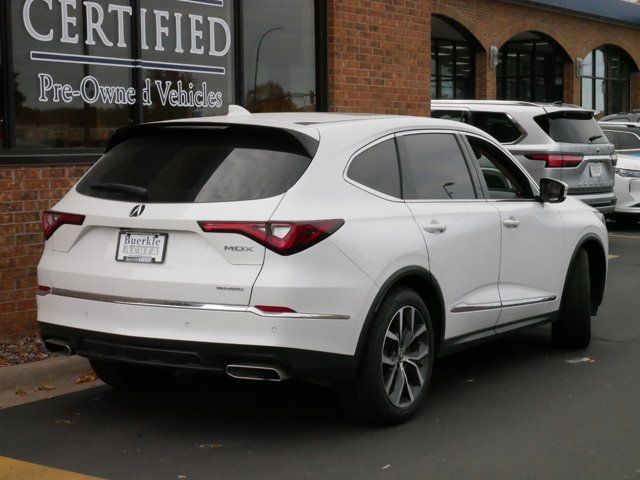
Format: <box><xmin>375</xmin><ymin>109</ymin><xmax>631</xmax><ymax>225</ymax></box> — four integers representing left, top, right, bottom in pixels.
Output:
<box><xmin>39</xmin><ymin>322</ymin><xmax>358</xmax><ymax>383</ymax></box>
<box><xmin>569</xmin><ymin>191</ymin><xmax>616</xmax><ymax>214</ymax></box>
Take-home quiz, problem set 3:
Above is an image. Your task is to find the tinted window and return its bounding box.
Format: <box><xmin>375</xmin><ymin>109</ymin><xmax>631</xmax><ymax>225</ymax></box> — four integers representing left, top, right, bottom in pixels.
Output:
<box><xmin>470</xmin><ymin>112</ymin><xmax>523</xmax><ymax>143</ymax></box>
<box><xmin>616</xmin><ymin>131</ymin><xmax>640</xmax><ymax>150</ymax></box>
<box><xmin>398</xmin><ymin>133</ymin><xmax>476</xmax><ymax>200</ymax></box>
<box><xmin>467</xmin><ymin>136</ymin><xmax>533</xmax><ymax>200</ymax></box>
<box><xmin>603</xmin><ymin>130</ymin><xmax>620</xmax><ymax>149</ymax></box>
<box><xmin>534</xmin><ymin>111</ymin><xmax>608</xmax><ymax>144</ymax></box>
<box><xmin>77</xmin><ymin>127</ymin><xmax>313</xmax><ymax>203</ymax></box>
<box><xmin>348</xmin><ymin>139</ymin><xmax>401</xmax><ymax>197</ymax></box>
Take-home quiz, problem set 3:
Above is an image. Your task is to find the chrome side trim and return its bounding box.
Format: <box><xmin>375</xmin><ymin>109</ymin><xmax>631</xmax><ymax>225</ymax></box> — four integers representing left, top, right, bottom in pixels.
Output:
<box><xmin>451</xmin><ymin>295</ymin><xmax>557</xmax><ymax>313</ymax></box>
<box><xmin>48</xmin><ymin>288</ymin><xmax>350</xmax><ymax>320</ymax></box>
<box><xmin>501</xmin><ymin>295</ymin><xmax>558</xmax><ymax>308</ymax></box>
<box><xmin>450</xmin><ymin>302</ymin><xmax>502</xmax><ymax>313</ymax></box>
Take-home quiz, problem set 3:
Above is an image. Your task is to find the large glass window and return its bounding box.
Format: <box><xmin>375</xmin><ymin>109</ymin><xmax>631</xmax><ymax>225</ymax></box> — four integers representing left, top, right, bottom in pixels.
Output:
<box><xmin>581</xmin><ymin>46</ymin><xmax>633</xmax><ymax>116</ymax></box>
<box><xmin>497</xmin><ymin>35</ymin><xmax>564</xmax><ymax>103</ymax></box>
<box><xmin>398</xmin><ymin>133</ymin><xmax>476</xmax><ymax>200</ymax></box>
<box><xmin>2</xmin><ymin>0</ymin><xmax>325</xmax><ymax>155</ymax></box>
<box><xmin>431</xmin><ymin>39</ymin><xmax>474</xmax><ymax>100</ymax></box>
<box><xmin>243</xmin><ymin>0</ymin><xmax>317</xmax><ymax>112</ymax></box>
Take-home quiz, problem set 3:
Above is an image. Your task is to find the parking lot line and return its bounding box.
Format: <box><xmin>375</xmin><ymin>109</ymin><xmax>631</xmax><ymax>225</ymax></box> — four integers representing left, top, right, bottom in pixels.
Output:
<box><xmin>609</xmin><ymin>233</ymin><xmax>640</xmax><ymax>240</ymax></box>
<box><xmin>0</xmin><ymin>456</ymin><xmax>102</xmax><ymax>480</ymax></box>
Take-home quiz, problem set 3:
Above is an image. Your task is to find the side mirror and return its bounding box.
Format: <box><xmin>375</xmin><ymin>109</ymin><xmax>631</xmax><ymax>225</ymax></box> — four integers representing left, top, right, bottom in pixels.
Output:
<box><xmin>538</xmin><ymin>178</ymin><xmax>568</xmax><ymax>203</ymax></box>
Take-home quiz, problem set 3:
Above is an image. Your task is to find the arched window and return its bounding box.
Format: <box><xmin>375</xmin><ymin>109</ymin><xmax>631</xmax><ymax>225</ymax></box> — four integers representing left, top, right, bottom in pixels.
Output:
<box><xmin>431</xmin><ymin>16</ymin><xmax>478</xmax><ymax>100</ymax></box>
<box><xmin>496</xmin><ymin>32</ymin><xmax>565</xmax><ymax>103</ymax></box>
<box><xmin>581</xmin><ymin>46</ymin><xmax>633</xmax><ymax>115</ymax></box>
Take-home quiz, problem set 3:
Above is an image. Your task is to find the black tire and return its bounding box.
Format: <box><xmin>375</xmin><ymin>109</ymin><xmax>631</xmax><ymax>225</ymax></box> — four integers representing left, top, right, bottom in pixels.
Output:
<box><xmin>614</xmin><ymin>214</ymin><xmax>640</xmax><ymax>227</ymax></box>
<box><xmin>90</xmin><ymin>358</ymin><xmax>174</xmax><ymax>388</ymax></box>
<box><xmin>338</xmin><ymin>288</ymin><xmax>435</xmax><ymax>426</ymax></box>
<box><xmin>553</xmin><ymin>249</ymin><xmax>591</xmax><ymax>349</ymax></box>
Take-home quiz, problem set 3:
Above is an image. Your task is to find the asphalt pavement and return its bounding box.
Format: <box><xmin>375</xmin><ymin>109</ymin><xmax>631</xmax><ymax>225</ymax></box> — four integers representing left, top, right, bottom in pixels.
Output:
<box><xmin>0</xmin><ymin>223</ymin><xmax>639</xmax><ymax>480</ymax></box>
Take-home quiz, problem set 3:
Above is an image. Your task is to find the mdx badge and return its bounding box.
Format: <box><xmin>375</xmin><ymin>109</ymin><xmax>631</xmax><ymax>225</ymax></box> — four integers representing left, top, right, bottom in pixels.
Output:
<box><xmin>129</xmin><ymin>205</ymin><xmax>146</xmax><ymax>217</ymax></box>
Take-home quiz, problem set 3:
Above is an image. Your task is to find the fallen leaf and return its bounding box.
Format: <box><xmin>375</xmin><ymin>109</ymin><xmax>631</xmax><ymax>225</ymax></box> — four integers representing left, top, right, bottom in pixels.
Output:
<box><xmin>37</xmin><ymin>384</ymin><xmax>56</xmax><ymax>391</ymax></box>
<box><xmin>198</xmin><ymin>443</ymin><xmax>222</xmax><ymax>449</ymax></box>
<box><xmin>54</xmin><ymin>419</ymin><xmax>76</xmax><ymax>425</ymax></box>
<box><xmin>76</xmin><ymin>372</ymin><xmax>98</xmax><ymax>384</ymax></box>
<box><xmin>178</xmin><ymin>476</ymin><xmax>187</xmax><ymax>479</ymax></box>
<box><xmin>15</xmin><ymin>387</ymin><xmax>27</xmax><ymax>396</ymax></box>
<box><xmin>382</xmin><ymin>464</ymin><xmax>391</xmax><ymax>470</ymax></box>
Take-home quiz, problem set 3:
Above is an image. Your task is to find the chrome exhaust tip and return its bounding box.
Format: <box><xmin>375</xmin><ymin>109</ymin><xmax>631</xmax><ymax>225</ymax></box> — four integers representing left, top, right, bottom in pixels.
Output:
<box><xmin>44</xmin><ymin>338</ymin><xmax>74</xmax><ymax>356</ymax></box>
<box><xmin>226</xmin><ymin>364</ymin><xmax>288</xmax><ymax>382</ymax></box>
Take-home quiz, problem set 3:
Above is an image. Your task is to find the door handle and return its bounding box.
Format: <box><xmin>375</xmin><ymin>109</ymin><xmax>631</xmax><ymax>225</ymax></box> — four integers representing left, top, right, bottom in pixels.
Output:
<box><xmin>502</xmin><ymin>216</ymin><xmax>520</xmax><ymax>228</ymax></box>
<box><xmin>424</xmin><ymin>221</ymin><xmax>447</xmax><ymax>234</ymax></box>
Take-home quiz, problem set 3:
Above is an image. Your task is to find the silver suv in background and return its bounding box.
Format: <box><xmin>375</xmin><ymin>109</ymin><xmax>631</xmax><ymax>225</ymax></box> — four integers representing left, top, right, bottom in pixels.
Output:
<box><xmin>432</xmin><ymin>101</ymin><xmax>617</xmax><ymax>213</ymax></box>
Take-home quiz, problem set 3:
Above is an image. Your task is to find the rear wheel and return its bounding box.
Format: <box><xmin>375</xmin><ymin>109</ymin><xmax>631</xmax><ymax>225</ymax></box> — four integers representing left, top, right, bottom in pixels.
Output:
<box><xmin>90</xmin><ymin>358</ymin><xmax>174</xmax><ymax>388</ymax></box>
<box><xmin>553</xmin><ymin>249</ymin><xmax>591</xmax><ymax>349</ymax></box>
<box><xmin>339</xmin><ymin>288</ymin><xmax>434</xmax><ymax>425</ymax></box>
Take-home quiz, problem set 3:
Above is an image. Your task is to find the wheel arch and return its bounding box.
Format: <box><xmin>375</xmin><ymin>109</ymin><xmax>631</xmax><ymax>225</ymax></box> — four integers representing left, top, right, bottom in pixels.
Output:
<box><xmin>355</xmin><ymin>267</ymin><xmax>446</xmax><ymax>363</ymax></box>
<box><xmin>567</xmin><ymin>234</ymin><xmax>607</xmax><ymax>314</ymax></box>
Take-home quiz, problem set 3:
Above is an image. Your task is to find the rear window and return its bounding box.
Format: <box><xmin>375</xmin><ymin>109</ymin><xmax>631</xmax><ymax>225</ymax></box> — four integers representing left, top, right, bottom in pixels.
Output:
<box><xmin>534</xmin><ymin>111</ymin><xmax>608</xmax><ymax>145</ymax></box>
<box><xmin>77</xmin><ymin>126</ymin><xmax>314</xmax><ymax>203</ymax></box>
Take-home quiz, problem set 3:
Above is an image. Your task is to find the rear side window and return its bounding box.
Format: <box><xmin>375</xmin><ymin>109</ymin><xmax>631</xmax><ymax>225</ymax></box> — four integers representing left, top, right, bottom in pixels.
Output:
<box><xmin>616</xmin><ymin>131</ymin><xmax>640</xmax><ymax>150</ymax></box>
<box><xmin>469</xmin><ymin>112</ymin><xmax>523</xmax><ymax>144</ymax></box>
<box><xmin>398</xmin><ymin>133</ymin><xmax>476</xmax><ymax>200</ymax></box>
<box><xmin>347</xmin><ymin>139</ymin><xmax>401</xmax><ymax>198</ymax></box>
<box><xmin>77</xmin><ymin>127</ymin><xmax>313</xmax><ymax>203</ymax></box>
<box><xmin>534</xmin><ymin>111</ymin><xmax>608</xmax><ymax>144</ymax></box>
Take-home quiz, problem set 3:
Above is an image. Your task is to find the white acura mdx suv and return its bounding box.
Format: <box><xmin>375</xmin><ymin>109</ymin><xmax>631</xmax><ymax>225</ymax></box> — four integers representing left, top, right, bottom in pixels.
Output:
<box><xmin>37</xmin><ymin>110</ymin><xmax>608</xmax><ymax>425</ymax></box>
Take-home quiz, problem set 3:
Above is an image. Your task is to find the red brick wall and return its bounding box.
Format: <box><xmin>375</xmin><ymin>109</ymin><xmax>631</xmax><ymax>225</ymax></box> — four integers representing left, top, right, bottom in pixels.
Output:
<box><xmin>0</xmin><ymin>165</ymin><xmax>90</xmax><ymax>338</ymax></box>
<box><xmin>327</xmin><ymin>0</ymin><xmax>431</xmax><ymax>115</ymax></box>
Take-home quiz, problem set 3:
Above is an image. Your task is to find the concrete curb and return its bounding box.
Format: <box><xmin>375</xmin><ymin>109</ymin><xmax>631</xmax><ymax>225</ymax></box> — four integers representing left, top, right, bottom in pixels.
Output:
<box><xmin>0</xmin><ymin>355</ymin><xmax>102</xmax><ymax>409</ymax></box>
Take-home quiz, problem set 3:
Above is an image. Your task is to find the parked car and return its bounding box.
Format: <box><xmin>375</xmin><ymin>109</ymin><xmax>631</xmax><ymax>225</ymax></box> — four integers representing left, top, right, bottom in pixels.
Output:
<box><xmin>37</xmin><ymin>111</ymin><xmax>608</xmax><ymax>425</ymax></box>
<box><xmin>600</xmin><ymin>122</ymin><xmax>640</xmax><ymax>157</ymax></box>
<box><xmin>432</xmin><ymin>100</ymin><xmax>617</xmax><ymax>214</ymax></box>
<box><xmin>601</xmin><ymin>125</ymin><xmax>640</xmax><ymax>225</ymax></box>
<box><xmin>600</xmin><ymin>111</ymin><xmax>640</xmax><ymax>123</ymax></box>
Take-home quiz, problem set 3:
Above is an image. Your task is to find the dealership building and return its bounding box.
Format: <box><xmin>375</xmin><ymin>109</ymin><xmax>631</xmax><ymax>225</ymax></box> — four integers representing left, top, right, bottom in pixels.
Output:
<box><xmin>1</xmin><ymin>0</ymin><xmax>640</xmax><ymax>338</ymax></box>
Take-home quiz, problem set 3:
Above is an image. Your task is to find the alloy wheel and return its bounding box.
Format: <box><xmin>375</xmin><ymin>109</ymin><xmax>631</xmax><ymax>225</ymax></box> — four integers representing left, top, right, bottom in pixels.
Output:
<box><xmin>381</xmin><ymin>306</ymin><xmax>430</xmax><ymax>408</ymax></box>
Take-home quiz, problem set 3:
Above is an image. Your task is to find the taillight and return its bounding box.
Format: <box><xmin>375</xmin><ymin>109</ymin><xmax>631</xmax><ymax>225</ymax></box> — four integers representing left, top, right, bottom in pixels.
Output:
<box><xmin>42</xmin><ymin>211</ymin><xmax>85</xmax><ymax>240</ymax></box>
<box><xmin>199</xmin><ymin>219</ymin><xmax>344</xmax><ymax>255</ymax></box>
<box><xmin>611</xmin><ymin>153</ymin><xmax>618</xmax><ymax>167</ymax></box>
<box><xmin>37</xmin><ymin>285</ymin><xmax>51</xmax><ymax>296</ymax></box>
<box><xmin>525</xmin><ymin>154</ymin><xmax>583</xmax><ymax>168</ymax></box>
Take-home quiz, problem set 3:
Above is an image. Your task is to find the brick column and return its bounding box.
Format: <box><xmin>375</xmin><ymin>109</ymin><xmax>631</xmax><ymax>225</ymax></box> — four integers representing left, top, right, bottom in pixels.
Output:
<box><xmin>563</xmin><ymin>61</ymin><xmax>580</xmax><ymax>106</ymax></box>
<box><xmin>475</xmin><ymin>50</ymin><xmax>496</xmax><ymax>100</ymax></box>
<box><xmin>327</xmin><ymin>0</ymin><xmax>431</xmax><ymax>115</ymax></box>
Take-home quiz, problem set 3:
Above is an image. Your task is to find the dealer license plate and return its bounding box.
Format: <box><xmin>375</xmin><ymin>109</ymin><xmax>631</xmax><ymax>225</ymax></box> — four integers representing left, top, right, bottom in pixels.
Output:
<box><xmin>589</xmin><ymin>163</ymin><xmax>603</xmax><ymax>177</ymax></box>
<box><xmin>116</xmin><ymin>231</ymin><xmax>167</xmax><ymax>264</ymax></box>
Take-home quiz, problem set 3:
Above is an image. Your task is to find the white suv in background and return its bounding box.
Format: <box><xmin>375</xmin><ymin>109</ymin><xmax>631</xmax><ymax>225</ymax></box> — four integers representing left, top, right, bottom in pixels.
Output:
<box><xmin>38</xmin><ymin>111</ymin><xmax>608</xmax><ymax>425</ymax></box>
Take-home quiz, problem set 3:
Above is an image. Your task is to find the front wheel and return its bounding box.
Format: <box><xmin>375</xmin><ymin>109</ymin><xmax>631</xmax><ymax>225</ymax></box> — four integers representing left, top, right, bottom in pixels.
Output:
<box><xmin>552</xmin><ymin>249</ymin><xmax>591</xmax><ymax>349</ymax></box>
<box><xmin>339</xmin><ymin>288</ymin><xmax>435</xmax><ymax>425</ymax></box>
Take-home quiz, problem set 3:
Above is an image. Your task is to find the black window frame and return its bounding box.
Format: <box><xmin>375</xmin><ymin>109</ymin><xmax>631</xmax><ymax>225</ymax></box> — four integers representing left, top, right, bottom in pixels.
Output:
<box><xmin>496</xmin><ymin>39</ymin><xmax>564</xmax><ymax>103</ymax></box>
<box><xmin>431</xmin><ymin>38</ymin><xmax>475</xmax><ymax>101</ymax></box>
<box><xmin>0</xmin><ymin>0</ymin><xmax>328</xmax><ymax>165</ymax></box>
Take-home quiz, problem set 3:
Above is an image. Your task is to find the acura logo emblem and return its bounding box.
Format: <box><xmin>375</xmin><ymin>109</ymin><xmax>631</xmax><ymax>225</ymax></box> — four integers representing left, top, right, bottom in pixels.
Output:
<box><xmin>129</xmin><ymin>205</ymin><xmax>146</xmax><ymax>217</ymax></box>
